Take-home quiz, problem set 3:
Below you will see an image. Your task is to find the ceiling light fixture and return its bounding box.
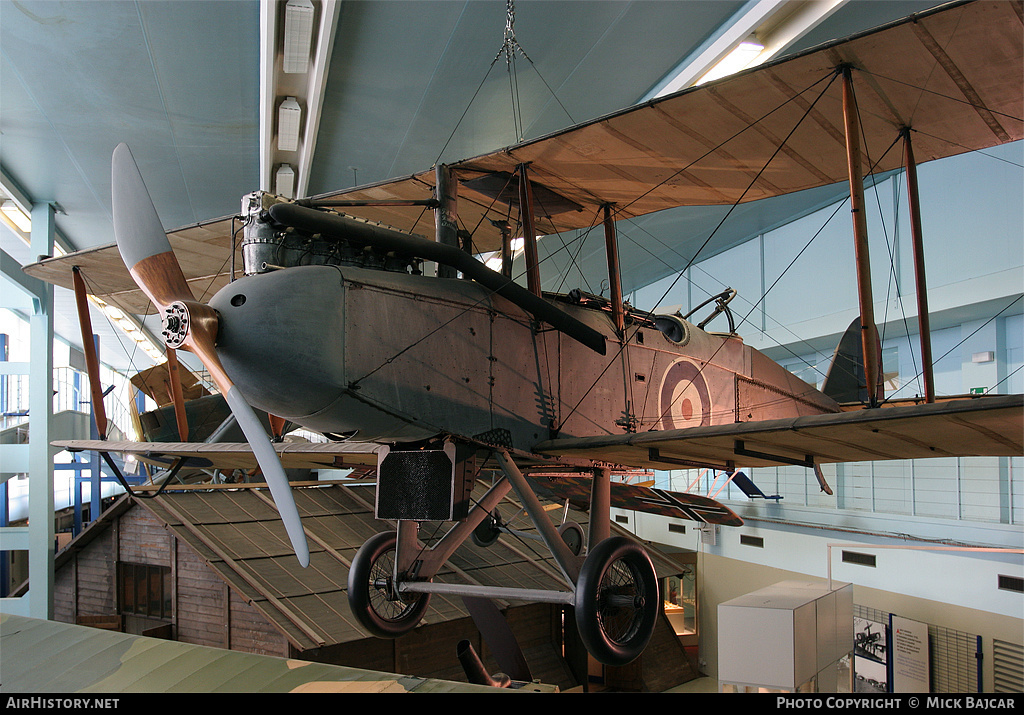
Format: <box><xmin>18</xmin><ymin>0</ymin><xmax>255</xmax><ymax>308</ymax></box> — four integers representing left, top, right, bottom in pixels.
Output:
<box><xmin>276</xmin><ymin>164</ymin><xmax>296</xmax><ymax>199</ymax></box>
<box><xmin>283</xmin><ymin>0</ymin><xmax>315</xmax><ymax>74</ymax></box>
<box><xmin>277</xmin><ymin>97</ymin><xmax>302</xmax><ymax>152</ymax></box>
<box><xmin>90</xmin><ymin>296</ymin><xmax>165</xmax><ymax>364</ymax></box>
<box><xmin>0</xmin><ymin>200</ymin><xmax>31</xmax><ymax>233</ymax></box>
<box><xmin>696</xmin><ymin>39</ymin><xmax>765</xmax><ymax>85</ymax></box>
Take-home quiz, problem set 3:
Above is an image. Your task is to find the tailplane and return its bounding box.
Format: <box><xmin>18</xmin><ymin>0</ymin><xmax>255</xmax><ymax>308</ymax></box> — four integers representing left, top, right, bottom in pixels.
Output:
<box><xmin>822</xmin><ymin>317</ymin><xmax>883</xmax><ymax>405</ymax></box>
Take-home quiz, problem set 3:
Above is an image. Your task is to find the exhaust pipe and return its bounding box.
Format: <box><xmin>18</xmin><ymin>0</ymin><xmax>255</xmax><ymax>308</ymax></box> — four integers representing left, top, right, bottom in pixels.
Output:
<box><xmin>267</xmin><ymin>202</ymin><xmax>607</xmax><ymax>356</ymax></box>
<box><xmin>456</xmin><ymin>640</ymin><xmax>511</xmax><ymax>688</ymax></box>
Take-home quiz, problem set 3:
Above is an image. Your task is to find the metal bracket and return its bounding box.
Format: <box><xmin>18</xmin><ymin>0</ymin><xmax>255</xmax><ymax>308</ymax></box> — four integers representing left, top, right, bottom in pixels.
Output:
<box><xmin>648</xmin><ymin>448</ymin><xmax>733</xmax><ymax>472</ymax></box>
<box><xmin>99</xmin><ymin>451</ymin><xmax>190</xmax><ymax>499</ymax></box>
<box><xmin>733</xmin><ymin>440</ymin><xmax>814</xmax><ymax>468</ymax></box>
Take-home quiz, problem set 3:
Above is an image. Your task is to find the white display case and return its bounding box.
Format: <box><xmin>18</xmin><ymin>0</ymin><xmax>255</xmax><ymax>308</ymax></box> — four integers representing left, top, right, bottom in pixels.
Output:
<box><xmin>718</xmin><ymin>580</ymin><xmax>854</xmax><ymax>692</ymax></box>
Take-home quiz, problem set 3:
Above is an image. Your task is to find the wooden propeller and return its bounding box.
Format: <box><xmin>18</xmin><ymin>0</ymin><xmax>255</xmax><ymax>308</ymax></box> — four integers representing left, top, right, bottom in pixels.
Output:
<box><xmin>111</xmin><ymin>143</ymin><xmax>310</xmax><ymax>567</ymax></box>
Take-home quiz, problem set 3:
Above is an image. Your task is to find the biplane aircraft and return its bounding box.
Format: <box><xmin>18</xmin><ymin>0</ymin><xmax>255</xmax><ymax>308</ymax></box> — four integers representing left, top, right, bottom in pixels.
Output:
<box><xmin>23</xmin><ymin>0</ymin><xmax>1023</xmax><ymax>668</ymax></box>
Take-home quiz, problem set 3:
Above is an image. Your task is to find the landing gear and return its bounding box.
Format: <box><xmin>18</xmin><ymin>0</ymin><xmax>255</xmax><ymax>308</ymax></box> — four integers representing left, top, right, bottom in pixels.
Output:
<box><xmin>346</xmin><ymin>449</ymin><xmax>660</xmax><ymax>667</ymax></box>
<box><xmin>574</xmin><ymin>536</ymin><xmax>660</xmax><ymax>667</ymax></box>
<box><xmin>471</xmin><ymin>507</ymin><xmax>586</xmax><ymax>556</ymax></box>
<box><xmin>347</xmin><ymin>531</ymin><xmax>431</xmax><ymax>638</ymax></box>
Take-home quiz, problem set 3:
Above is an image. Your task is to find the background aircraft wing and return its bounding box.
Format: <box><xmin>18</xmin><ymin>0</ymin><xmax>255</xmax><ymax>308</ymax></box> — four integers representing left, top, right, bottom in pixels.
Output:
<box><xmin>54</xmin><ymin>439</ymin><xmax>381</xmax><ymax>472</ymax></box>
<box><xmin>532</xmin><ymin>394</ymin><xmax>1023</xmax><ymax>472</ymax></box>
<box><xmin>526</xmin><ymin>474</ymin><xmax>743</xmax><ymax>526</ymax></box>
<box><xmin>23</xmin><ymin>0</ymin><xmax>1023</xmax><ymax>304</ymax></box>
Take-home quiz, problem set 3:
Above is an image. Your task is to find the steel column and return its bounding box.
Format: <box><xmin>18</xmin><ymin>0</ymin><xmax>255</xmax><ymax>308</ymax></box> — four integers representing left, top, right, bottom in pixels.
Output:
<box><xmin>28</xmin><ymin>201</ymin><xmax>55</xmax><ymax>618</ymax></box>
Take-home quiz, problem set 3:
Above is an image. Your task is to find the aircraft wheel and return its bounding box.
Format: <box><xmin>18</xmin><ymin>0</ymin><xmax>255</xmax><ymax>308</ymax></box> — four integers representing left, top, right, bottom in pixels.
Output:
<box><xmin>557</xmin><ymin>520</ymin><xmax>585</xmax><ymax>555</ymax></box>
<box><xmin>471</xmin><ymin>511</ymin><xmax>502</xmax><ymax>548</ymax></box>
<box><xmin>347</xmin><ymin>531</ymin><xmax>430</xmax><ymax>638</ymax></box>
<box><xmin>574</xmin><ymin>536</ymin><xmax>659</xmax><ymax>666</ymax></box>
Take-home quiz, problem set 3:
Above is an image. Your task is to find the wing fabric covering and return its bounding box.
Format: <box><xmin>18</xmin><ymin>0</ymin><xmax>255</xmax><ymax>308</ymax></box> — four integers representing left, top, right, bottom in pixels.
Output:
<box><xmin>22</xmin><ymin>0</ymin><xmax>1024</xmax><ymax>305</ymax></box>
<box><xmin>533</xmin><ymin>395</ymin><xmax>1024</xmax><ymax>471</ymax></box>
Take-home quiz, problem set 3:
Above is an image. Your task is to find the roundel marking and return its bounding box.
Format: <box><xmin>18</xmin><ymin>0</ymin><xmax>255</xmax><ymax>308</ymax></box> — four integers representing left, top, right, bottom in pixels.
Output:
<box><xmin>659</xmin><ymin>359</ymin><xmax>712</xmax><ymax>430</ymax></box>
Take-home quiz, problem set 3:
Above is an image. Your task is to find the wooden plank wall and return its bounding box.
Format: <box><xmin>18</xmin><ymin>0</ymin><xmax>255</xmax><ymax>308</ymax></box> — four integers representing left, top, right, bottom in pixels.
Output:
<box><xmin>54</xmin><ymin>503</ymin><xmax>289</xmax><ymax>659</ymax></box>
<box><xmin>118</xmin><ymin>507</ymin><xmax>171</xmax><ymax>566</ymax></box>
<box><xmin>54</xmin><ymin>527</ymin><xmax>116</xmax><ymax>624</ymax></box>
<box><xmin>229</xmin><ymin>588</ymin><xmax>289</xmax><ymax>658</ymax></box>
<box><xmin>174</xmin><ymin>540</ymin><xmax>227</xmax><ymax>649</ymax></box>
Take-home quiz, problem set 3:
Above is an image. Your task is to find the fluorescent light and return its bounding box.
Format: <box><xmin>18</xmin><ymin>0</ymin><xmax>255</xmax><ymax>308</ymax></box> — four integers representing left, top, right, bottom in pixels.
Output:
<box><xmin>696</xmin><ymin>40</ymin><xmax>765</xmax><ymax>85</ymax></box>
<box><xmin>276</xmin><ymin>164</ymin><xmax>296</xmax><ymax>198</ymax></box>
<box><xmin>277</xmin><ymin>97</ymin><xmax>302</xmax><ymax>152</ymax></box>
<box><xmin>102</xmin><ymin>305</ymin><xmax>125</xmax><ymax>322</ymax></box>
<box><xmin>283</xmin><ymin>0</ymin><xmax>315</xmax><ymax>74</ymax></box>
<box><xmin>1</xmin><ymin>201</ymin><xmax>31</xmax><ymax>233</ymax></box>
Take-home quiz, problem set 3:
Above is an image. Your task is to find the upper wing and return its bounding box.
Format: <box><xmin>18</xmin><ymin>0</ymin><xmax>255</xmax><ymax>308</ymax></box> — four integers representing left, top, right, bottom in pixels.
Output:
<box><xmin>23</xmin><ymin>1</ymin><xmax>1023</xmax><ymax>306</ymax></box>
<box><xmin>282</xmin><ymin>0</ymin><xmax>1024</xmax><ymax>249</ymax></box>
<box><xmin>532</xmin><ymin>394</ymin><xmax>1024</xmax><ymax>472</ymax></box>
<box><xmin>55</xmin><ymin>439</ymin><xmax>381</xmax><ymax>472</ymax></box>
<box><xmin>25</xmin><ymin>217</ymin><xmax>237</xmax><ymax>315</ymax></box>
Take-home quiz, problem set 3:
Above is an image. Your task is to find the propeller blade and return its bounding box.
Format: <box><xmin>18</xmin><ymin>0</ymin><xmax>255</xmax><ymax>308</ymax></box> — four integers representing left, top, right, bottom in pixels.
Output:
<box><xmin>111</xmin><ymin>143</ymin><xmax>310</xmax><ymax>567</ymax></box>
<box><xmin>189</xmin><ymin>325</ymin><xmax>311</xmax><ymax>568</ymax></box>
<box><xmin>224</xmin><ymin>384</ymin><xmax>311</xmax><ymax>568</ymax></box>
<box><xmin>111</xmin><ymin>143</ymin><xmax>192</xmax><ymax>308</ymax></box>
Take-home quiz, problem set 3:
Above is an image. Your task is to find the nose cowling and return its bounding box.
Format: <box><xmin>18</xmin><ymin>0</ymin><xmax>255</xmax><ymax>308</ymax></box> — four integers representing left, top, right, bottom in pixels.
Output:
<box><xmin>208</xmin><ymin>265</ymin><xmax>348</xmax><ymax>421</ymax></box>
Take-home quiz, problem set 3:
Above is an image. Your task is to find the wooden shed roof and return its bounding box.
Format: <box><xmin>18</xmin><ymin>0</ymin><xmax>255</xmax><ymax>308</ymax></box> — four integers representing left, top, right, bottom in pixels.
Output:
<box><xmin>115</xmin><ymin>480</ymin><xmax>685</xmax><ymax>654</ymax></box>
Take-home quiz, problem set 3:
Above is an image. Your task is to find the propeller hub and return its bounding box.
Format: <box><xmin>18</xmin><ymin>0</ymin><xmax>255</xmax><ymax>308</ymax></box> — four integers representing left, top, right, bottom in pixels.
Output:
<box><xmin>161</xmin><ymin>302</ymin><xmax>191</xmax><ymax>348</ymax></box>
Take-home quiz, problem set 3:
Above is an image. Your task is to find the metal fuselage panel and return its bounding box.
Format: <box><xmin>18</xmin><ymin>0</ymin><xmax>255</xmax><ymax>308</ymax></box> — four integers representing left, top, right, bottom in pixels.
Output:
<box><xmin>208</xmin><ymin>265</ymin><xmax>838</xmax><ymax>451</ymax></box>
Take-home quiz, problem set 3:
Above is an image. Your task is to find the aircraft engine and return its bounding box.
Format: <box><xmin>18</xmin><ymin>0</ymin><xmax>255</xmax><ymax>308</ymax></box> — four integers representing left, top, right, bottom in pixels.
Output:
<box><xmin>239</xmin><ymin>191</ymin><xmax>423</xmax><ymax>276</ymax></box>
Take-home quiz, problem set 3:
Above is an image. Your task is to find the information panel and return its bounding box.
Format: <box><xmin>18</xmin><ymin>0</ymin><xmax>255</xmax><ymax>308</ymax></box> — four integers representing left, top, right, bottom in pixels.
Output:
<box><xmin>891</xmin><ymin>615</ymin><xmax>930</xmax><ymax>692</ymax></box>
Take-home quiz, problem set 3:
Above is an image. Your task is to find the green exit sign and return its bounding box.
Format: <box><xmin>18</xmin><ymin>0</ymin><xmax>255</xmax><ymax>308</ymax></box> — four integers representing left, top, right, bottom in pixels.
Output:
<box><xmin>970</xmin><ymin>387</ymin><xmax>986</xmax><ymax>395</ymax></box>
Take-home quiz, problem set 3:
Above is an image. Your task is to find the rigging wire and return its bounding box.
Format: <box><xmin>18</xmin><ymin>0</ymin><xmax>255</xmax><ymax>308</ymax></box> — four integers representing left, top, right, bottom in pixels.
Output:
<box><xmin>647</xmin><ymin>130</ymin><xmax>908</xmax><ymax>427</ymax></box>
<box><xmin>558</xmin><ymin>69</ymin><xmax>843</xmax><ymax>432</ymax></box>
<box><xmin>880</xmin><ymin>294</ymin><xmax>1023</xmax><ymax>405</ymax></box>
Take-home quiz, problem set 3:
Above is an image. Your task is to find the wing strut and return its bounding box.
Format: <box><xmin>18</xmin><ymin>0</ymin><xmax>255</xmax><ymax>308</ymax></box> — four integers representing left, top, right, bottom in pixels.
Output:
<box><xmin>435</xmin><ymin>164</ymin><xmax>460</xmax><ymax>280</ymax></box>
<box><xmin>517</xmin><ymin>163</ymin><xmax>542</xmax><ymax>297</ymax></box>
<box><xmin>602</xmin><ymin>205</ymin><xmax>625</xmax><ymax>335</ymax></box>
<box><xmin>841</xmin><ymin>66</ymin><xmax>882</xmax><ymax>407</ymax></box>
<box><xmin>71</xmin><ymin>267</ymin><xmax>108</xmax><ymax>440</ymax></box>
<box><xmin>164</xmin><ymin>347</ymin><xmax>189</xmax><ymax>441</ymax></box>
<box><xmin>902</xmin><ymin>128</ymin><xmax>935</xmax><ymax>403</ymax></box>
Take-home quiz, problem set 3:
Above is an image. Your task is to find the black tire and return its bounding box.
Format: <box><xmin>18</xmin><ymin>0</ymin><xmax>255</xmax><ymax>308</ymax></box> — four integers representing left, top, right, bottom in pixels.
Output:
<box><xmin>471</xmin><ymin>511</ymin><xmax>502</xmax><ymax>548</ymax></box>
<box><xmin>574</xmin><ymin>536</ymin><xmax>659</xmax><ymax>666</ymax></box>
<box><xmin>347</xmin><ymin>531</ymin><xmax>430</xmax><ymax>638</ymax></box>
<box><xmin>557</xmin><ymin>520</ymin><xmax>585</xmax><ymax>556</ymax></box>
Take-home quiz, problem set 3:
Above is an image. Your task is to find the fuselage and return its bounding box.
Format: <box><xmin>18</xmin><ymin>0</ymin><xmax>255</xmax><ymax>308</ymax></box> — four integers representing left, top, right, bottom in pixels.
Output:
<box><xmin>207</xmin><ymin>263</ymin><xmax>840</xmax><ymax>453</ymax></box>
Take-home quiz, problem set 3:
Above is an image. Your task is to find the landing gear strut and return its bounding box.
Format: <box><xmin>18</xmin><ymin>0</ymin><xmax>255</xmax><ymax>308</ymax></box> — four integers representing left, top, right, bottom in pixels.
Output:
<box><xmin>346</xmin><ymin>448</ymin><xmax>660</xmax><ymax>667</ymax></box>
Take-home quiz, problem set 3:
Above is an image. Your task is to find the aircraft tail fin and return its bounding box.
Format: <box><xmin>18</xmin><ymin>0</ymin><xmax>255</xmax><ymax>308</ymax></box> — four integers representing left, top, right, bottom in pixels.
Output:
<box><xmin>822</xmin><ymin>317</ymin><xmax>882</xmax><ymax>404</ymax></box>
